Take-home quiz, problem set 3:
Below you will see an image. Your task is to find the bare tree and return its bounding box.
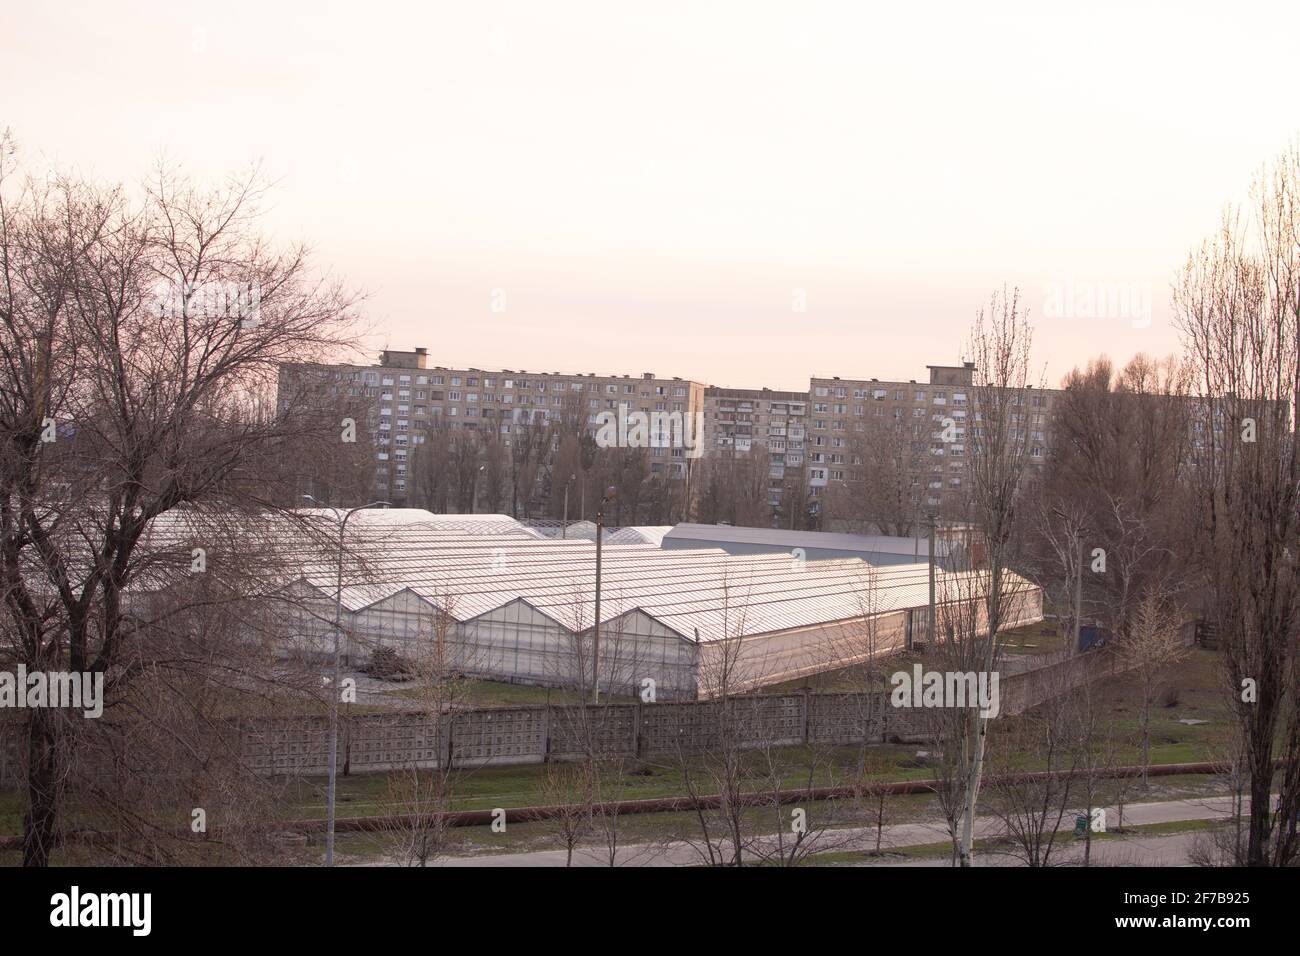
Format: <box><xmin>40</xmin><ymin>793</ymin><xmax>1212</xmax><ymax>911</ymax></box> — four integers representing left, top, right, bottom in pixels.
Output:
<box><xmin>1066</xmin><ymin>668</ymin><xmax>1131</xmax><ymax>864</ymax></box>
<box><xmin>1116</xmin><ymin>590</ymin><xmax>1186</xmax><ymax>787</ymax></box>
<box><xmin>776</xmin><ymin>475</ymin><xmax>813</xmax><ymax>531</ymax></box>
<box><xmin>0</xmin><ymin>142</ymin><xmax>360</xmax><ymax>865</ymax></box>
<box><xmin>274</xmin><ymin>370</ymin><xmax>380</xmax><ymax>508</ymax></box>
<box><xmin>538</xmin><ymin>760</ymin><xmax>594</xmax><ymax>866</ymax></box>
<box><xmin>1028</xmin><ymin>354</ymin><xmax>1192</xmax><ymax>643</ymax></box>
<box><xmin>747</xmin><ymin>734</ymin><xmax>852</xmax><ymax>867</ymax></box>
<box><xmin>985</xmin><ymin>663</ymin><xmax>1082</xmax><ymax>867</ymax></box>
<box><xmin>1187</xmin><ymin>726</ymin><xmax>1251</xmax><ymax>866</ymax></box>
<box><xmin>823</xmin><ymin>416</ymin><xmax>918</xmax><ymax>537</ymax></box>
<box><xmin>546</xmin><ymin>432</ymin><xmax>582</xmax><ymax>520</ymax></box>
<box><xmin>382</xmin><ymin>591</ymin><xmax>473</xmax><ymax>867</ymax></box>
<box><xmin>479</xmin><ymin>428</ymin><xmax>509</xmax><ymax>514</ymax></box>
<box><xmin>938</xmin><ymin>286</ymin><xmax>1040</xmax><ymax>867</ymax></box>
<box><xmin>610</xmin><ymin>447</ymin><xmax>648</xmax><ymax>526</ymax></box>
<box><xmin>692</xmin><ymin>447</ymin><xmax>771</xmax><ymax>528</ymax></box>
<box><xmin>508</xmin><ymin>413</ymin><xmax>551</xmax><ymax>518</ymax></box>
<box><xmin>674</xmin><ymin>570</ymin><xmax>757</xmax><ymax>866</ymax></box>
<box><xmin>536</xmin><ymin>577</ymin><xmax>647</xmax><ymax>866</ymax></box>
<box><xmin>1173</xmin><ymin>141</ymin><xmax>1300</xmax><ymax>866</ymax></box>
<box><xmin>410</xmin><ymin>419</ymin><xmax>452</xmax><ymax>513</ymax></box>
<box><xmin>449</xmin><ymin>428</ymin><xmax>481</xmax><ymax>513</ymax></box>
<box><xmin>855</xmin><ymin>748</ymin><xmax>898</xmax><ymax>856</ymax></box>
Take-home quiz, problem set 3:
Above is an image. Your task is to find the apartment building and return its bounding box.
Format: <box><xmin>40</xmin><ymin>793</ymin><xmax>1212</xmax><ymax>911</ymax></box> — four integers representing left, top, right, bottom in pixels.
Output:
<box><xmin>276</xmin><ymin>347</ymin><xmax>1059</xmax><ymax>517</ymax></box>
<box><xmin>278</xmin><ymin>347</ymin><xmax>706</xmax><ymax>505</ymax></box>
<box><xmin>702</xmin><ymin>387</ymin><xmax>809</xmax><ymax>508</ymax></box>
<box><xmin>806</xmin><ymin>362</ymin><xmax>1058</xmax><ymax>524</ymax></box>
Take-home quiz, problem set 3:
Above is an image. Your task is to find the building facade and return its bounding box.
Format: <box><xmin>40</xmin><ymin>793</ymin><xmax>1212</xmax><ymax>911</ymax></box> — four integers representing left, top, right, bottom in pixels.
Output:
<box><xmin>702</xmin><ymin>387</ymin><xmax>809</xmax><ymax>511</ymax></box>
<box><xmin>278</xmin><ymin>347</ymin><xmax>706</xmax><ymax>506</ymax></box>
<box><xmin>276</xmin><ymin>348</ymin><xmax>1058</xmax><ymax>521</ymax></box>
<box><xmin>806</xmin><ymin>363</ymin><xmax>1058</xmax><ymax>526</ymax></box>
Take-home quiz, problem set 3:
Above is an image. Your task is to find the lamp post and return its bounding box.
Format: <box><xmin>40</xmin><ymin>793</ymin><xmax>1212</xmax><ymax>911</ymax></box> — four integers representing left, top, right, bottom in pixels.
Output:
<box><xmin>914</xmin><ymin>505</ymin><xmax>922</xmax><ymax>560</ymax></box>
<box><xmin>927</xmin><ymin>511</ymin><xmax>937</xmax><ymax>647</ymax></box>
<box><xmin>302</xmin><ymin>494</ymin><xmax>389</xmax><ymax>866</ymax></box>
<box><xmin>592</xmin><ymin>485</ymin><xmax>616</xmax><ymax>704</ymax></box>
<box><xmin>562</xmin><ymin>473</ymin><xmax>575</xmax><ymax>538</ymax></box>
<box><xmin>472</xmin><ymin>464</ymin><xmax>485</xmax><ymax>513</ymax></box>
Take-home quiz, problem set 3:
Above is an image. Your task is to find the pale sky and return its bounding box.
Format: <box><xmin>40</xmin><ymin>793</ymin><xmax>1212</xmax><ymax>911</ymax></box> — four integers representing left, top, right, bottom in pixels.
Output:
<box><xmin>4</xmin><ymin>1</ymin><xmax>1297</xmax><ymax>391</ymax></box>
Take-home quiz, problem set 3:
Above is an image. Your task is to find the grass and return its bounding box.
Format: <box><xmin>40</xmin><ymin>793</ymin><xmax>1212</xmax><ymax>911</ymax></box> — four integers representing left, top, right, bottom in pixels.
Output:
<box><xmin>0</xmin><ymin>645</ymin><xmax>1251</xmax><ymax>865</ymax></box>
<box><xmin>381</xmin><ymin>680</ymin><xmax>594</xmax><ymax>708</ymax></box>
<box><xmin>1000</xmin><ymin>618</ymin><xmax>1066</xmax><ymax>656</ymax></box>
<box><xmin>316</xmin><ymin>788</ymin><xmax>951</xmax><ymax>864</ymax></box>
<box><xmin>0</xmin><ymin>785</ymin><xmax>1240</xmax><ymax>867</ymax></box>
<box><xmin>764</xmin><ymin>617</ymin><xmax>1069</xmax><ymax>697</ymax></box>
<box><xmin>301</xmin><ymin>770</ymin><xmax>1237</xmax><ymax>864</ymax></box>
<box><xmin>281</xmin><ymin>742</ymin><xmax>939</xmax><ymax>820</ymax></box>
<box><xmin>1085</xmin><ymin>647</ymin><xmax>1229</xmax><ymax>765</ymax></box>
<box><xmin>766</xmin><ymin>650</ymin><xmax>924</xmax><ymax>695</ymax></box>
<box><xmin>1092</xmin><ymin>817</ymin><xmax>1222</xmax><ymax>840</ymax></box>
<box><xmin>0</xmin><ymin>649</ymin><xmax>1236</xmax><ymax>832</ymax></box>
<box><xmin>274</xmin><ymin>645</ymin><xmax>1239</xmax><ymax>862</ymax></box>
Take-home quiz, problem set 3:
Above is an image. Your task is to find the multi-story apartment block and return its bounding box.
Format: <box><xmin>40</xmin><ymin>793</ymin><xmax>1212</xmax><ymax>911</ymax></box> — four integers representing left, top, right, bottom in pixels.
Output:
<box><xmin>278</xmin><ymin>347</ymin><xmax>1060</xmax><ymax>521</ymax></box>
<box><xmin>702</xmin><ymin>387</ymin><xmax>809</xmax><ymax>509</ymax></box>
<box><xmin>278</xmin><ymin>347</ymin><xmax>706</xmax><ymax>506</ymax></box>
<box><xmin>807</xmin><ymin>362</ymin><xmax>1058</xmax><ymax>525</ymax></box>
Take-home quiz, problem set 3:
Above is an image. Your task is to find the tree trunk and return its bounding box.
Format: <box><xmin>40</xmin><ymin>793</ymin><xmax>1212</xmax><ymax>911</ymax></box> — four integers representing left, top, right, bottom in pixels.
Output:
<box><xmin>958</xmin><ymin>709</ymin><xmax>988</xmax><ymax>866</ymax></box>
<box><xmin>23</xmin><ymin>708</ymin><xmax>65</xmax><ymax>868</ymax></box>
<box><xmin>1247</xmin><ymin>740</ymin><xmax>1274</xmax><ymax>866</ymax></box>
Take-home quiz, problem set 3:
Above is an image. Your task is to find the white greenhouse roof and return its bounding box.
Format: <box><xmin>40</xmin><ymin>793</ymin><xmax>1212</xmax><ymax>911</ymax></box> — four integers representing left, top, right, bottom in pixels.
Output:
<box><xmin>135</xmin><ymin>509</ymin><xmax>1032</xmax><ymax>645</ymax></box>
<box><xmin>663</xmin><ymin>522</ymin><xmax>955</xmax><ymax>556</ymax></box>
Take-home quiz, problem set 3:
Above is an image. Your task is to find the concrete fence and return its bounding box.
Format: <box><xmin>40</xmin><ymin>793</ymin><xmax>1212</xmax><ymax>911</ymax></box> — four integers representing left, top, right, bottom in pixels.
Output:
<box><xmin>231</xmin><ymin>691</ymin><xmax>916</xmax><ymax>776</ymax></box>
<box><xmin>0</xmin><ymin>650</ymin><xmax>1120</xmax><ymax>785</ymax></box>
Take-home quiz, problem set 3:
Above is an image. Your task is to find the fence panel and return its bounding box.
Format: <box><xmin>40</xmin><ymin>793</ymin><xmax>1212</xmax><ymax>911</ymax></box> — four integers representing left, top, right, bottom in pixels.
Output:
<box><xmin>0</xmin><ymin>651</ymin><xmax>1123</xmax><ymax>786</ymax></box>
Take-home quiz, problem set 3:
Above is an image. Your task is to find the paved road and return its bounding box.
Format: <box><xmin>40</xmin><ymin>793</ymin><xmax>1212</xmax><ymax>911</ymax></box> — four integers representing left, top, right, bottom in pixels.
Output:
<box><xmin>430</xmin><ymin>794</ymin><xmax>1251</xmax><ymax>867</ymax></box>
<box><xmin>880</xmin><ymin>828</ymin><xmax>1208</xmax><ymax>867</ymax></box>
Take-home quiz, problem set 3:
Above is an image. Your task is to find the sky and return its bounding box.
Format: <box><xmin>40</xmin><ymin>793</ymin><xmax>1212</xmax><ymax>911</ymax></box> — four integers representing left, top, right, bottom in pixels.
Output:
<box><xmin>3</xmin><ymin>0</ymin><xmax>1298</xmax><ymax>391</ymax></box>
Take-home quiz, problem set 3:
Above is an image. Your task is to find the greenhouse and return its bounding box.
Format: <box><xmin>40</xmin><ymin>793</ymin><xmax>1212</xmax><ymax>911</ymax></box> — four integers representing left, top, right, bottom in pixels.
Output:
<box><xmin>144</xmin><ymin>509</ymin><xmax>1044</xmax><ymax>700</ymax></box>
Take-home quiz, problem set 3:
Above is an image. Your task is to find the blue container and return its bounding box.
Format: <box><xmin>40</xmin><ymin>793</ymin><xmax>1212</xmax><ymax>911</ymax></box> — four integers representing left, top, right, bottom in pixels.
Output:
<box><xmin>1078</xmin><ymin>624</ymin><xmax>1107</xmax><ymax>653</ymax></box>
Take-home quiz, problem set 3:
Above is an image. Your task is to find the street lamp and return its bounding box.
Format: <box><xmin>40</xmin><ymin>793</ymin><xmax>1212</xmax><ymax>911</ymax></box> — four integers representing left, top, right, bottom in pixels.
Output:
<box><xmin>302</xmin><ymin>494</ymin><xmax>390</xmax><ymax>866</ymax></box>
<box><xmin>562</xmin><ymin>473</ymin><xmax>576</xmax><ymax>538</ymax></box>
<box><xmin>926</xmin><ymin>511</ymin><xmax>937</xmax><ymax>648</ymax></box>
<box><xmin>592</xmin><ymin>485</ymin><xmax>616</xmax><ymax>704</ymax></box>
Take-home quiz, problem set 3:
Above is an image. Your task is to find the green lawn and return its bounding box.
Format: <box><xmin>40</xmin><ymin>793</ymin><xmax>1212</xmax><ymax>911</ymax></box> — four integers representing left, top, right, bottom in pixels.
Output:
<box><xmin>380</xmin><ymin>678</ymin><xmax>641</xmax><ymax>708</ymax></box>
<box><xmin>1000</xmin><ymin>618</ymin><xmax>1067</xmax><ymax>656</ymax></box>
<box><xmin>1085</xmin><ymin>647</ymin><xmax>1229</xmax><ymax>765</ymax></box>
<box><xmin>282</xmin><ymin>742</ymin><xmax>938</xmax><ymax>821</ymax></box>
